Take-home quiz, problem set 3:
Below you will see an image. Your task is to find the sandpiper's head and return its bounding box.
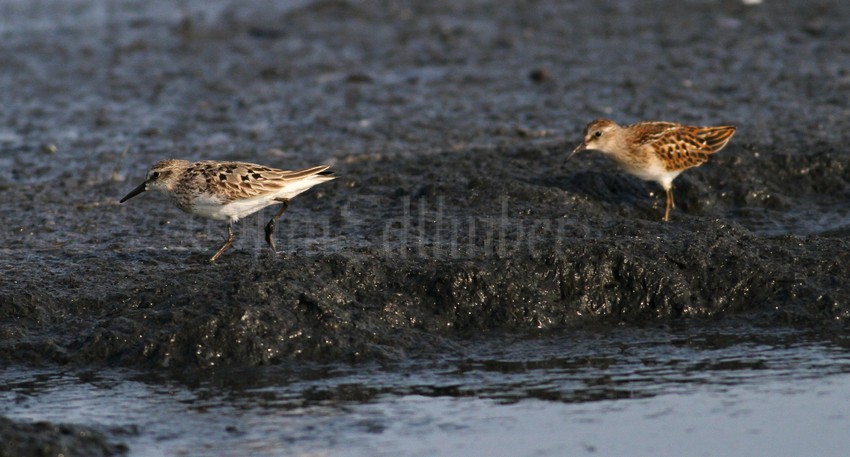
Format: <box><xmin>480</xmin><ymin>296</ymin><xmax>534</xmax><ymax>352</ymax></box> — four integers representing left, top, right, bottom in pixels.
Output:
<box><xmin>566</xmin><ymin>118</ymin><xmax>620</xmax><ymax>162</ymax></box>
<box><xmin>120</xmin><ymin>159</ymin><xmax>189</xmax><ymax>203</ymax></box>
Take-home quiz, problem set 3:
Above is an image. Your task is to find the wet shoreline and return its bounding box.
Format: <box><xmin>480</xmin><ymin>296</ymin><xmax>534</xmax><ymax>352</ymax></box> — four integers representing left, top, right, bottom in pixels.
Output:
<box><xmin>1</xmin><ymin>0</ymin><xmax>849</xmax><ymax>454</ymax></box>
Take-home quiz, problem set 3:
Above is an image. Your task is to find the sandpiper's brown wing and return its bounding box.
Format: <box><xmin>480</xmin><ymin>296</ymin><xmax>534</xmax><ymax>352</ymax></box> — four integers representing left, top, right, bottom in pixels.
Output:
<box><xmin>630</xmin><ymin>122</ymin><xmax>680</xmax><ymax>144</ymax></box>
<box><xmin>640</xmin><ymin>124</ymin><xmax>736</xmax><ymax>172</ymax></box>
<box><xmin>694</xmin><ymin>126</ymin><xmax>737</xmax><ymax>154</ymax></box>
<box><xmin>185</xmin><ymin>161</ymin><xmax>331</xmax><ymax>202</ymax></box>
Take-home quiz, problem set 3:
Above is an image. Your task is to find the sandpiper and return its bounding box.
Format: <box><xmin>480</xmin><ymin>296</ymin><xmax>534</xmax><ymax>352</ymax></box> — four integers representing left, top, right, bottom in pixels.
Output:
<box><xmin>120</xmin><ymin>159</ymin><xmax>335</xmax><ymax>261</ymax></box>
<box><xmin>567</xmin><ymin>119</ymin><xmax>736</xmax><ymax>221</ymax></box>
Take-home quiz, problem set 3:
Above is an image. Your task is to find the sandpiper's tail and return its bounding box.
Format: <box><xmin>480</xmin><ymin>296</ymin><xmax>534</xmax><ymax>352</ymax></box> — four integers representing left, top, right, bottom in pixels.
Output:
<box><xmin>281</xmin><ymin>165</ymin><xmax>335</xmax><ymax>179</ymax></box>
<box><xmin>276</xmin><ymin>165</ymin><xmax>336</xmax><ymax>199</ymax></box>
<box><xmin>697</xmin><ymin>126</ymin><xmax>736</xmax><ymax>154</ymax></box>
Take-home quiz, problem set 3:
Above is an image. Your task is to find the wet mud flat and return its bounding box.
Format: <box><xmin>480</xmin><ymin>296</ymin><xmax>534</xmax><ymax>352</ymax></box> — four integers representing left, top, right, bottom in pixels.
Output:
<box><xmin>0</xmin><ymin>0</ymin><xmax>849</xmax><ymax>454</ymax></box>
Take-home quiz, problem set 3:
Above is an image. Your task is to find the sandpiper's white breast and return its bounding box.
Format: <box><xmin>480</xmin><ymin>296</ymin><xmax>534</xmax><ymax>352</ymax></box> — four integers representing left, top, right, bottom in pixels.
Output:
<box><xmin>612</xmin><ymin>152</ymin><xmax>680</xmax><ymax>187</ymax></box>
<box><xmin>190</xmin><ymin>194</ymin><xmax>280</xmax><ymax>222</ymax></box>
<box><xmin>623</xmin><ymin>159</ymin><xmax>667</xmax><ymax>183</ymax></box>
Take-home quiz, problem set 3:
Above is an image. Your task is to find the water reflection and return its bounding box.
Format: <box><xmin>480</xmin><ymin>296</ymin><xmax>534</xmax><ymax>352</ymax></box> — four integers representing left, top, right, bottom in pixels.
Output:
<box><xmin>2</xmin><ymin>324</ymin><xmax>850</xmax><ymax>456</ymax></box>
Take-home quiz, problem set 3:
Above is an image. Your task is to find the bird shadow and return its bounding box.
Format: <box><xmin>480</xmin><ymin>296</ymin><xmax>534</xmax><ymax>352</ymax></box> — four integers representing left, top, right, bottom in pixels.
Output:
<box><xmin>543</xmin><ymin>170</ymin><xmax>653</xmax><ymax>206</ymax></box>
<box><xmin>546</xmin><ymin>169</ymin><xmax>715</xmax><ymax>221</ymax></box>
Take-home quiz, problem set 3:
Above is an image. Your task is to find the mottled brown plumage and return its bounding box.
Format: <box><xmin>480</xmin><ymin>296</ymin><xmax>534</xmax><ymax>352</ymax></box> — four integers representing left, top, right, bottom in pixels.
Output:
<box><xmin>172</xmin><ymin>161</ymin><xmax>331</xmax><ymax>213</ymax></box>
<box><xmin>120</xmin><ymin>159</ymin><xmax>335</xmax><ymax>261</ymax></box>
<box><xmin>567</xmin><ymin>119</ymin><xmax>736</xmax><ymax>221</ymax></box>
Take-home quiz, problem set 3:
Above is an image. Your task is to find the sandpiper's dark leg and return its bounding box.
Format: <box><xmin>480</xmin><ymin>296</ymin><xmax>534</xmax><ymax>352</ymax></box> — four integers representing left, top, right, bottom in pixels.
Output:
<box><xmin>265</xmin><ymin>199</ymin><xmax>291</xmax><ymax>253</ymax></box>
<box><xmin>664</xmin><ymin>187</ymin><xmax>674</xmax><ymax>222</ymax></box>
<box><xmin>210</xmin><ymin>222</ymin><xmax>234</xmax><ymax>262</ymax></box>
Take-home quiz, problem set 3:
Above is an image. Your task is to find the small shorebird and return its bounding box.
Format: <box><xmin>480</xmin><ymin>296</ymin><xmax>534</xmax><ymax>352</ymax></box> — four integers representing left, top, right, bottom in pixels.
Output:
<box><xmin>120</xmin><ymin>159</ymin><xmax>335</xmax><ymax>261</ymax></box>
<box><xmin>567</xmin><ymin>119</ymin><xmax>736</xmax><ymax>221</ymax></box>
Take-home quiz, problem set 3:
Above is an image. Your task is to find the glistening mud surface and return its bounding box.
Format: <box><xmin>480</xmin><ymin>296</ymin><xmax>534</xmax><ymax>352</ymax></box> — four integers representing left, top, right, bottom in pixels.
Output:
<box><xmin>0</xmin><ymin>0</ymin><xmax>849</xmax><ymax>454</ymax></box>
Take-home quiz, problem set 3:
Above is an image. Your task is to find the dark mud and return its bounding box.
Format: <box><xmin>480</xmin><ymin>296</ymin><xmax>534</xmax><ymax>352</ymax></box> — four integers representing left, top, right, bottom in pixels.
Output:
<box><xmin>0</xmin><ymin>415</ymin><xmax>128</xmax><ymax>457</ymax></box>
<box><xmin>0</xmin><ymin>0</ymin><xmax>849</xmax><ymax>453</ymax></box>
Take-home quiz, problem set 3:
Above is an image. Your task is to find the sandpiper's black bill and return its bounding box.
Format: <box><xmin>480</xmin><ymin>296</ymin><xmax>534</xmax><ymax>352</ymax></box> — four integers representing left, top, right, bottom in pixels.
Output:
<box><xmin>563</xmin><ymin>143</ymin><xmax>586</xmax><ymax>164</ymax></box>
<box><xmin>120</xmin><ymin>181</ymin><xmax>147</xmax><ymax>203</ymax></box>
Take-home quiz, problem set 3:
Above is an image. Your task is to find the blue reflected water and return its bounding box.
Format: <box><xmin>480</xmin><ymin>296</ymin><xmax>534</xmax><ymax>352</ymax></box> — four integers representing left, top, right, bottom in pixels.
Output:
<box><xmin>2</xmin><ymin>325</ymin><xmax>850</xmax><ymax>456</ymax></box>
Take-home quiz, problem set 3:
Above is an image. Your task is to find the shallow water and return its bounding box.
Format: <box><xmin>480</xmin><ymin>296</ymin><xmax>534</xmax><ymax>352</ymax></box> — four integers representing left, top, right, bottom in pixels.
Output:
<box><xmin>3</xmin><ymin>325</ymin><xmax>850</xmax><ymax>456</ymax></box>
<box><xmin>2</xmin><ymin>0</ymin><xmax>849</xmax><ymax>455</ymax></box>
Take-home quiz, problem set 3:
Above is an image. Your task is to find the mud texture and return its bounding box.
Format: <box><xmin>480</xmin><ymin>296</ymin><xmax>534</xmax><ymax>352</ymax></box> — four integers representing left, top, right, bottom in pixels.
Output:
<box><xmin>2</xmin><ymin>1</ymin><xmax>849</xmax><ymax>451</ymax></box>
<box><xmin>0</xmin><ymin>416</ymin><xmax>128</xmax><ymax>457</ymax></box>
<box><xmin>1</xmin><ymin>0</ymin><xmax>849</xmax><ymax>367</ymax></box>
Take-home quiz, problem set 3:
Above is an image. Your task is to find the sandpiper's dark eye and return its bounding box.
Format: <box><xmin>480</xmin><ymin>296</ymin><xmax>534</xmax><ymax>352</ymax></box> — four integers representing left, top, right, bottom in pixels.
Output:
<box><xmin>151</xmin><ymin>171</ymin><xmax>160</xmax><ymax>179</ymax></box>
<box><xmin>594</xmin><ymin>131</ymin><xmax>602</xmax><ymax>138</ymax></box>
